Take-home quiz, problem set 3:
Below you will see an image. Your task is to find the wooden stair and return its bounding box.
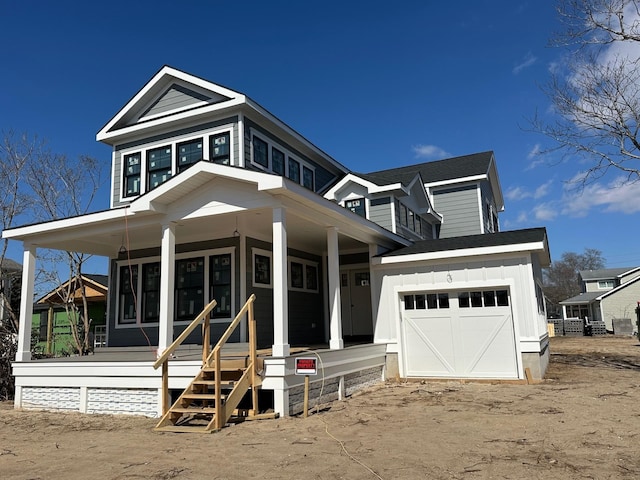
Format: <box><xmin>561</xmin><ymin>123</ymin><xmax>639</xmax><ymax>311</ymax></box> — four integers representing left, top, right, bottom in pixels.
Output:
<box><xmin>155</xmin><ymin>358</ymin><xmax>265</xmax><ymax>433</ymax></box>
<box><xmin>153</xmin><ymin>295</ymin><xmax>276</xmax><ymax>433</ymax></box>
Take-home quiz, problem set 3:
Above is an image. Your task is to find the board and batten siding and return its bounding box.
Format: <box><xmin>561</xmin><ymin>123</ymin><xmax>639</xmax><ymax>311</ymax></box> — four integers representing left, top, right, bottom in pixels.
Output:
<box><xmin>369</xmin><ymin>197</ymin><xmax>392</xmax><ymax>231</ymax></box>
<box><xmin>372</xmin><ymin>254</ymin><xmax>540</xmax><ymax>345</ymax></box>
<box><xmin>112</xmin><ymin>117</ymin><xmax>239</xmax><ymax>207</ymax></box>
<box><xmin>432</xmin><ymin>184</ymin><xmax>481</xmax><ymax>238</ymax></box>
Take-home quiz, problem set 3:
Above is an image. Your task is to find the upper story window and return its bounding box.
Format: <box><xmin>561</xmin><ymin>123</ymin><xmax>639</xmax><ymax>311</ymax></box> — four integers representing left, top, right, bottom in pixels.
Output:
<box><xmin>253</xmin><ymin>136</ymin><xmax>268</xmax><ymax>168</ymax></box>
<box><xmin>250</xmin><ymin>131</ymin><xmax>316</xmax><ymax>191</ymax></box>
<box><xmin>210</xmin><ymin>132</ymin><xmax>230</xmax><ymax>165</ymax></box>
<box><xmin>147</xmin><ymin>145</ymin><xmax>173</xmax><ymax>191</ymax></box>
<box><xmin>345</xmin><ymin>198</ymin><xmax>365</xmax><ymax>217</ymax></box>
<box><xmin>598</xmin><ymin>280</ymin><xmax>615</xmax><ymax>289</ymax></box>
<box><xmin>120</xmin><ymin>127</ymin><xmax>233</xmax><ymax>200</ymax></box>
<box><xmin>123</xmin><ymin>153</ymin><xmax>141</xmax><ymax>197</ymax></box>
<box><xmin>178</xmin><ymin>138</ymin><xmax>203</xmax><ymax>173</ymax></box>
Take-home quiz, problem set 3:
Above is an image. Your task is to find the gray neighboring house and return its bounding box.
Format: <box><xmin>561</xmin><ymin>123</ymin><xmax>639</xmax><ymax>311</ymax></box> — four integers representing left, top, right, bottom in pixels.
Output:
<box><xmin>560</xmin><ymin>267</ymin><xmax>640</xmax><ymax>332</ymax></box>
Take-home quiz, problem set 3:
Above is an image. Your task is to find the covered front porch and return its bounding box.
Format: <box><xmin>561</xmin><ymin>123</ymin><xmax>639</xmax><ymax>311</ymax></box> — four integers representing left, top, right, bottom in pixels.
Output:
<box><xmin>6</xmin><ymin>164</ymin><xmax>405</xmax><ymax>418</ymax></box>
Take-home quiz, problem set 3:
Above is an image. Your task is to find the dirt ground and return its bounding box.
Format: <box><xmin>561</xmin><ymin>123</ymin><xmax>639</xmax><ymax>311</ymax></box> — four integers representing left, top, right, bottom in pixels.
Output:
<box><xmin>1</xmin><ymin>336</ymin><xmax>640</xmax><ymax>480</ymax></box>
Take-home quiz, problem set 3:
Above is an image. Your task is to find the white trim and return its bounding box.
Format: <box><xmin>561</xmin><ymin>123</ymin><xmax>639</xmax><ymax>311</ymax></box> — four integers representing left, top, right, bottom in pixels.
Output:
<box><xmin>424</xmin><ymin>174</ymin><xmax>487</xmax><ymax>189</ymax></box>
<box><xmin>238</xmin><ymin>112</ymin><xmax>245</xmax><ymax>168</ymax></box>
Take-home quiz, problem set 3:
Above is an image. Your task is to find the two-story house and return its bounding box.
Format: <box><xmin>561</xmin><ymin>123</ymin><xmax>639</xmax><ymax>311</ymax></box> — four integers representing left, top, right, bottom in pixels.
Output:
<box><xmin>560</xmin><ymin>267</ymin><xmax>640</xmax><ymax>332</ymax></box>
<box><xmin>4</xmin><ymin>66</ymin><xmax>551</xmax><ymax>421</ymax></box>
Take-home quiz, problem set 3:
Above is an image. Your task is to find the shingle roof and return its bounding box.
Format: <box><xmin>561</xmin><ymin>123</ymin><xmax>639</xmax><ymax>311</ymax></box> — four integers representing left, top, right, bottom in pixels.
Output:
<box><xmin>381</xmin><ymin>227</ymin><xmax>548</xmax><ymax>257</ymax></box>
<box><xmin>84</xmin><ymin>274</ymin><xmax>108</xmax><ymax>287</ymax></box>
<box><xmin>559</xmin><ymin>292</ymin><xmax>602</xmax><ymax>304</ymax></box>
<box><xmin>580</xmin><ymin>267</ymin><xmax>639</xmax><ymax>280</ymax></box>
<box><xmin>0</xmin><ymin>258</ymin><xmax>22</xmax><ymax>272</ymax></box>
<box><xmin>359</xmin><ymin>151</ymin><xmax>494</xmax><ymax>187</ymax></box>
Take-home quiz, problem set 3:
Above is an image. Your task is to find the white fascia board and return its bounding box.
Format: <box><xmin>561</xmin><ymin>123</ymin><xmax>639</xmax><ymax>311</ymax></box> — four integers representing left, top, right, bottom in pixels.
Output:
<box><xmin>243</xmin><ymin>98</ymin><xmax>349</xmax><ymax>174</ymax></box>
<box><xmin>373</xmin><ymin>241</ymin><xmax>546</xmax><ymax>265</ymax></box>
<box><xmin>323</xmin><ymin>174</ymin><xmax>407</xmax><ymax>200</ymax></box>
<box><xmin>97</xmin><ymin>97</ymin><xmax>246</xmax><ymax>143</ymax></box>
<box><xmin>424</xmin><ymin>174</ymin><xmax>487</xmax><ymax>189</ymax></box>
<box><xmin>97</xmin><ymin>66</ymin><xmax>244</xmax><ymax>142</ymax></box>
<box><xmin>2</xmin><ymin>208</ymin><xmax>129</xmax><ymax>240</ymax></box>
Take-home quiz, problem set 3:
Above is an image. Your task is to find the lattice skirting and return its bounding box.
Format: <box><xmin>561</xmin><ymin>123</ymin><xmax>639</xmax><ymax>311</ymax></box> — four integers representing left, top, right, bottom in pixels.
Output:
<box><xmin>288</xmin><ymin>366</ymin><xmax>383</xmax><ymax>415</ymax></box>
<box><xmin>19</xmin><ymin>386</ymin><xmax>159</xmax><ymax>417</ymax></box>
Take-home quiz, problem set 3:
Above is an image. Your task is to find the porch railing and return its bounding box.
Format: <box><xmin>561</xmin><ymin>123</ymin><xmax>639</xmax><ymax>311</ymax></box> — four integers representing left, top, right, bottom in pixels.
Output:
<box><xmin>152</xmin><ymin>294</ymin><xmax>258</xmax><ymax>423</ymax></box>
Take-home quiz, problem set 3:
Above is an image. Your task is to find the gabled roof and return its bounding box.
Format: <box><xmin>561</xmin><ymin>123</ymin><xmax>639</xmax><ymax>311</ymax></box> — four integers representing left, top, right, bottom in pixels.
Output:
<box><xmin>360</xmin><ymin>151</ymin><xmax>504</xmax><ymax>211</ymax></box>
<box><xmin>580</xmin><ymin>267</ymin><xmax>640</xmax><ymax>281</ymax></box>
<box><xmin>376</xmin><ymin>227</ymin><xmax>550</xmax><ymax>266</ymax></box>
<box><xmin>36</xmin><ymin>274</ymin><xmax>109</xmax><ymax>305</ymax></box>
<box><xmin>561</xmin><ymin>273</ymin><xmax>640</xmax><ymax>305</ymax></box>
<box><xmin>0</xmin><ymin>258</ymin><xmax>22</xmax><ymax>272</ymax></box>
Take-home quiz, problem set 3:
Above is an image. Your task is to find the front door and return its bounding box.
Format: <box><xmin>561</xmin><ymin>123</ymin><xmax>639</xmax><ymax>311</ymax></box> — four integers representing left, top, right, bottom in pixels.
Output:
<box><xmin>340</xmin><ymin>268</ymin><xmax>373</xmax><ymax>337</ymax></box>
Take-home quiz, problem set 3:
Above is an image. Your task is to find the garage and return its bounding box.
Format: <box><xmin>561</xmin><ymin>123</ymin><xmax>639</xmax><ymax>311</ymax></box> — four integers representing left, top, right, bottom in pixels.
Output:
<box><xmin>400</xmin><ymin>288</ymin><xmax>519</xmax><ymax>379</ymax></box>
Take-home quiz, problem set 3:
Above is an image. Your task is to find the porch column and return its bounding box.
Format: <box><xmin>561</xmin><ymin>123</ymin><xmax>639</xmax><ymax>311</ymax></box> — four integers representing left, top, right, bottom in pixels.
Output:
<box><xmin>327</xmin><ymin>227</ymin><xmax>343</xmax><ymax>349</ymax></box>
<box><xmin>157</xmin><ymin>223</ymin><xmax>176</xmax><ymax>357</ymax></box>
<box><xmin>16</xmin><ymin>243</ymin><xmax>36</xmax><ymax>361</ymax></box>
<box><xmin>272</xmin><ymin>207</ymin><xmax>290</xmax><ymax>357</ymax></box>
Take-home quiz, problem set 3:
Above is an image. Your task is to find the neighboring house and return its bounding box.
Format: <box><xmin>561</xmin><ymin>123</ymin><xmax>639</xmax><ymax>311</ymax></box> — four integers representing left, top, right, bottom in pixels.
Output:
<box><xmin>3</xmin><ymin>66</ymin><xmax>551</xmax><ymax>418</ymax></box>
<box><xmin>560</xmin><ymin>267</ymin><xmax>640</xmax><ymax>332</ymax></box>
<box><xmin>32</xmin><ymin>274</ymin><xmax>108</xmax><ymax>356</ymax></box>
<box><xmin>0</xmin><ymin>258</ymin><xmax>22</xmax><ymax>330</ymax></box>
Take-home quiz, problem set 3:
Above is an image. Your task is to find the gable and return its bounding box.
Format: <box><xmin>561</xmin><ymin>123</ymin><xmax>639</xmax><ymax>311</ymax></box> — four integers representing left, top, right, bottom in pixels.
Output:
<box><xmin>138</xmin><ymin>84</ymin><xmax>228</xmax><ymax>123</ymax></box>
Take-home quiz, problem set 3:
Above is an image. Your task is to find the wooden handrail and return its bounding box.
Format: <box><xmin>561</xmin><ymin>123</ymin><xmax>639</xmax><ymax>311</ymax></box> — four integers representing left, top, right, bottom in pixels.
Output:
<box><xmin>153</xmin><ymin>298</ymin><xmax>217</xmax><ymax>369</ymax></box>
<box><xmin>204</xmin><ymin>293</ymin><xmax>256</xmax><ymax>367</ymax></box>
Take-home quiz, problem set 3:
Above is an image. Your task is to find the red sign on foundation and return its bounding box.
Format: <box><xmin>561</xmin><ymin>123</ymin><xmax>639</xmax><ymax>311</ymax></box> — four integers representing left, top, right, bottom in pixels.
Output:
<box><xmin>295</xmin><ymin>357</ymin><xmax>317</xmax><ymax>375</ymax></box>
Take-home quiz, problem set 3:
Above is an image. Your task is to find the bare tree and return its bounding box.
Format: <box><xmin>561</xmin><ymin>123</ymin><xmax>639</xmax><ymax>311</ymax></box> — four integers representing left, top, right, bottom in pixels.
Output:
<box><xmin>26</xmin><ymin>150</ymin><xmax>103</xmax><ymax>355</ymax></box>
<box><xmin>543</xmin><ymin>248</ymin><xmax>605</xmax><ymax>310</ymax></box>
<box><xmin>534</xmin><ymin>0</ymin><xmax>640</xmax><ymax>186</ymax></box>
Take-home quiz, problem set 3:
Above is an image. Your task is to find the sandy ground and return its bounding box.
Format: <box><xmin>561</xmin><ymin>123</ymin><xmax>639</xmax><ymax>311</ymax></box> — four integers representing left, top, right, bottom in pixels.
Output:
<box><xmin>1</xmin><ymin>336</ymin><xmax>640</xmax><ymax>480</ymax></box>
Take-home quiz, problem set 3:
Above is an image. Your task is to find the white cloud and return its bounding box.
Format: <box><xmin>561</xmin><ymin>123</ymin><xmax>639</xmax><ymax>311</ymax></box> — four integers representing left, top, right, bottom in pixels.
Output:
<box><xmin>534</xmin><ymin>179</ymin><xmax>553</xmax><ymax>199</ymax></box>
<box><xmin>532</xmin><ymin>203</ymin><xmax>558</xmax><ymax>221</ymax></box>
<box><xmin>561</xmin><ymin>177</ymin><xmax>640</xmax><ymax>217</ymax></box>
<box><xmin>412</xmin><ymin>144</ymin><xmax>450</xmax><ymax>159</ymax></box>
<box><xmin>525</xmin><ymin>143</ymin><xmax>548</xmax><ymax>170</ymax></box>
<box><xmin>513</xmin><ymin>52</ymin><xmax>537</xmax><ymax>74</ymax></box>
<box><xmin>505</xmin><ymin>179</ymin><xmax>553</xmax><ymax>202</ymax></box>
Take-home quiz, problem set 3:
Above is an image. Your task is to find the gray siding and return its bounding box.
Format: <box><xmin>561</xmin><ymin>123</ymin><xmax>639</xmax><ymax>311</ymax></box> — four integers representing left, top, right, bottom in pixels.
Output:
<box><xmin>432</xmin><ymin>184</ymin><xmax>481</xmax><ymax>238</ymax></box>
<box><xmin>140</xmin><ymin>84</ymin><xmax>213</xmax><ymax>120</ymax></box>
<box><xmin>112</xmin><ymin>117</ymin><xmax>239</xmax><ymax>207</ymax></box>
<box><xmin>369</xmin><ymin>197</ymin><xmax>392</xmax><ymax>231</ymax></box>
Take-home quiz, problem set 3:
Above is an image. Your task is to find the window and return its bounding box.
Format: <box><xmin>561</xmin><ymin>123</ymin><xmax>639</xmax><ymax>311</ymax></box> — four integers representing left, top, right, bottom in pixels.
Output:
<box><xmin>345</xmin><ymin>198</ymin><xmax>366</xmax><ymax>217</ymax></box>
<box><xmin>253</xmin><ymin>251</ymin><xmax>272</xmax><ymax>287</ymax></box>
<box><xmin>147</xmin><ymin>145</ymin><xmax>172</xmax><ymax>190</ymax></box>
<box><xmin>459</xmin><ymin>290</ymin><xmax>509</xmax><ymax>308</ymax></box>
<box><xmin>288</xmin><ymin>157</ymin><xmax>300</xmax><ymax>183</ymax></box>
<box><xmin>289</xmin><ymin>258</ymin><xmax>319</xmax><ymax>292</ymax></box>
<box><xmin>210</xmin><ymin>254</ymin><xmax>232</xmax><ymax>318</ymax></box>
<box><xmin>142</xmin><ymin>263</ymin><xmax>161</xmax><ymax>323</ymax></box>
<box><xmin>302</xmin><ymin>166</ymin><xmax>314</xmax><ymax>190</ymax></box>
<box><xmin>404</xmin><ymin>292</ymin><xmax>449</xmax><ymax>310</ymax></box>
<box><xmin>272</xmin><ymin>147</ymin><xmax>285</xmax><ymax>175</ymax></box>
<box><xmin>119</xmin><ymin>265</ymin><xmax>138</xmax><ymax>324</ymax></box>
<box><xmin>253</xmin><ymin>136</ymin><xmax>268</xmax><ymax>168</ymax></box>
<box><xmin>415</xmin><ymin>215</ymin><xmax>422</xmax><ymax>235</ymax></box>
<box><xmin>123</xmin><ymin>153</ymin><xmax>141</xmax><ymax>197</ymax></box>
<box><xmin>210</xmin><ymin>132</ymin><xmax>230</xmax><ymax>165</ymax></box>
<box><xmin>399</xmin><ymin>203</ymin><xmax>408</xmax><ymax>227</ymax></box>
<box><xmin>175</xmin><ymin>257</ymin><xmax>205</xmax><ymax>322</ymax></box>
<box><xmin>598</xmin><ymin>280</ymin><xmax>614</xmax><ymax>289</ymax></box>
<box><xmin>177</xmin><ymin>138</ymin><xmax>203</xmax><ymax>173</ymax></box>
<box><xmin>408</xmin><ymin>210</ymin><xmax>415</xmax><ymax>231</ymax></box>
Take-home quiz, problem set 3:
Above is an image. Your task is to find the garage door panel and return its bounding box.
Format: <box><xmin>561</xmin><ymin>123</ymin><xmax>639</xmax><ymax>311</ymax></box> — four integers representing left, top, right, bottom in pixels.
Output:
<box><xmin>402</xmin><ymin>290</ymin><xmax>518</xmax><ymax>379</ymax></box>
<box><xmin>404</xmin><ymin>315</ymin><xmax>456</xmax><ymax>376</ymax></box>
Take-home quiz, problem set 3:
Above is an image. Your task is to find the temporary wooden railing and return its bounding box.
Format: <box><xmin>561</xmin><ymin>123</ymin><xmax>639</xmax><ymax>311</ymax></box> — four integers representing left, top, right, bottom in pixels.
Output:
<box><xmin>153</xmin><ymin>298</ymin><xmax>217</xmax><ymax>415</ymax></box>
<box><xmin>152</xmin><ymin>294</ymin><xmax>259</xmax><ymax>429</ymax></box>
<box><xmin>203</xmin><ymin>293</ymin><xmax>258</xmax><ymax>429</ymax></box>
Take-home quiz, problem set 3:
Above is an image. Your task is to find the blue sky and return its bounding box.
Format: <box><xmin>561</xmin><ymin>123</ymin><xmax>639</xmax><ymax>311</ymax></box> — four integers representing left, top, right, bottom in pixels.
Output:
<box><xmin>2</xmin><ymin>0</ymin><xmax>639</xmax><ymax>269</ymax></box>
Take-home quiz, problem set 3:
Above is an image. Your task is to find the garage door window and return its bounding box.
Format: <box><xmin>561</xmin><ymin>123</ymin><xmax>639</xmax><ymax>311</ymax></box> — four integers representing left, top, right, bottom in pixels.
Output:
<box><xmin>404</xmin><ymin>293</ymin><xmax>449</xmax><ymax>310</ymax></box>
<box><xmin>459</xmin><ymin>290</ymin><xmax>509</xmax><ymax>308</ymax></box>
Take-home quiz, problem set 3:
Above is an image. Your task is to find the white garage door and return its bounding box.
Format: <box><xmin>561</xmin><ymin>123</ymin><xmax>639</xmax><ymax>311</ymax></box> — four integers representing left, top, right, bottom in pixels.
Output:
<box><xmin>400</xmin><ymin>289</ymin><xmax>518</xmax><ymax>379</ymax></box>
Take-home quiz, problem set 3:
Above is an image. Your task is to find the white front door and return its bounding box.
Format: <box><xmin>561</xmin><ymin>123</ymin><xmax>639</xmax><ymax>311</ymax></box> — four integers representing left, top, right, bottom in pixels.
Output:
<box><xmin>400</xmin><ymin>289</ymin><xmax>518</xmax><ymax>379</ymax></box>
<box><xmin>340</xmin><ymin>269</ymin><xmax>373</xmax><ymax>336</ymax></box>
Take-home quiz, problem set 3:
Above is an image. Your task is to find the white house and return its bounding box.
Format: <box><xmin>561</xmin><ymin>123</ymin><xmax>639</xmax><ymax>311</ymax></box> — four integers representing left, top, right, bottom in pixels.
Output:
<box><xmin>4</xmin><ymin>67</ymin><xmax>551</xmax><ymax>426</ymax></box>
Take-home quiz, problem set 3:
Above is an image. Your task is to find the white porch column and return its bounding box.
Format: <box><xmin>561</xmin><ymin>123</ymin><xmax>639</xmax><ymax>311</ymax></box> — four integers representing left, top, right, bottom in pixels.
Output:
<box><xmin>15</xmin><ymin>243</ymin><xmax>36</xmax><ymax>361</ymax></box>
<box><xmin>327</xmin><ymin>226</ymin><xmax>343</xmax><ymax>349</ymax></box>
<box><xmin>272</xmin><ymin>207</ymin><xmax>290</xmax><ymax>357</ymax></box>
<box><xmin>157</xmin><ymin>223</ymin><xmax>176</xmax><ymax>357</ymax></box>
